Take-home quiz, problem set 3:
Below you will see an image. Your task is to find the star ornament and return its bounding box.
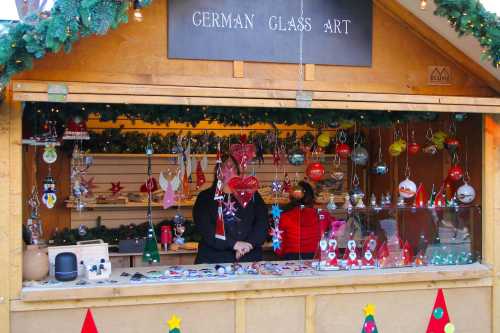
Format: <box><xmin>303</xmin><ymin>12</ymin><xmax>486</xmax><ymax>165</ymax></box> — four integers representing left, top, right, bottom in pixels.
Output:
<box><xmin>223</xmin><ymin>199</ymin><xmax>237</xmax><ymax>216</ymax></box>
<box><xmin>81</xmin><ymin>177</ymin><xmax>97</xmax><ymax>197</ymax></box>
<box><xmin>167</xmin><ymin>314</ymin><xmax>182</xmax><ymax>330</ymax></box>
<box><xmin>271</xmin><ymin>204</ymin><xmax>283</xmax><ymax>219</ymax></box>
<box><xmin>109</xmin><ymin>182</ymin><xmax>124</xmax><ymax>195</ymax></box>
<box><xmin>363</xmin><ymin>303</ymin><xmax>376</xmax><ymax>316</ymax></box>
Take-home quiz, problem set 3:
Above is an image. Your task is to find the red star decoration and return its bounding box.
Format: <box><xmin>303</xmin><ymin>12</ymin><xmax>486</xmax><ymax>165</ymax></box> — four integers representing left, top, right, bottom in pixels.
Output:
<box><xmin>109</xmin><ymin>182</ymin><xmax>124</xmax><ymax>195</ymax></box>
<box><xmin>81</xmin><ymin>177</ymin><xmax>97</xmax><ymax>197</ymax></box>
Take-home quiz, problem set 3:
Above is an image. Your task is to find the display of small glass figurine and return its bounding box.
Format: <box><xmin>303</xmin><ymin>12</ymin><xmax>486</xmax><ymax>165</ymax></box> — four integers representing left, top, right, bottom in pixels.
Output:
<box><xmin>173</xmin><ymin>219</ymin><xmax>186</xmax><ymax>245</ymax></box>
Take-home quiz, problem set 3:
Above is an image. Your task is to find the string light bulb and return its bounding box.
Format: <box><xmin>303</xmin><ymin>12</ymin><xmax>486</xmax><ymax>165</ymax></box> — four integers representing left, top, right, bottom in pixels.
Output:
<box><xmin>132</xmin><ymin>0</ymin><xmax>143</xmax><ymax>22</ymax></box>
<box><xmin>420</xmin><ymin>0</ymin><xmax>427</xmax><ymax>10</ymax></box>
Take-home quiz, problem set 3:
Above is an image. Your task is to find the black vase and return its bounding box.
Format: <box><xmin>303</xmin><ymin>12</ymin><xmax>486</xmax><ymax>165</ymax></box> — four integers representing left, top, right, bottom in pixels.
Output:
<box><xmin>54</xmin><ymin>252</ymin><xmax>77</xmax><ymax>282</ymax></box>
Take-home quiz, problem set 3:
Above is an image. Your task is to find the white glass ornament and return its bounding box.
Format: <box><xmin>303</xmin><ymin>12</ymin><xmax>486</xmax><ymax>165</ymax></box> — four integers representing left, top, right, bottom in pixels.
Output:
<box><xmin>398</xmin><ymin>177</ymin><xmax>417</xmax><ymax>199</ymax></box>
<box><xmin>456</xmin><ymin>182</ymin><xmax>476</xmax><ymax>204</ymax></box>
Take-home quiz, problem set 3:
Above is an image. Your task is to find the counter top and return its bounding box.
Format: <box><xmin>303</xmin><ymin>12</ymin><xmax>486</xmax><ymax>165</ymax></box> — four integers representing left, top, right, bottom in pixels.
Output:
<box><xmin>20</xmin><ymin>262</ymin><xmax>492</xmax><ymax>303</ymax></box>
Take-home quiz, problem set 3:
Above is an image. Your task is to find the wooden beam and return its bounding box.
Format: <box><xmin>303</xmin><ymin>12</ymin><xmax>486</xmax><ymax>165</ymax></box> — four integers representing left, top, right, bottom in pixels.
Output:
<box><xmin>0</xmin><ymin>86</ymin><xmax>11</xmax><ymax>333</ymax></box>
<box><xmin>9</xmin><ymin>99</ymin><xmax>22</xmax><ymax>300</ymax></box>
<box><xmin>12</xmin><ymin>91</ymin><xmax>500</xmax><ymax>113</ymax></box>
<box><xmin>233</xmin><ymin>61</ymin><xmax>245</xmax><ymax>78</ymax></box>
<box><xmin>12</xmin><ymin>80</ymin><xmax>500</xmax><ymax>106</ymax></box>
<box><xmin>305</xmin><ymin>64</ymin><xmax>315</xmax><ymax>81</ymax></box>
<box><xmin>483</xmin><ymin>115</ymin><xmax>500</xmax><ymax>333</ymax></box>
<box><xmin>375</xmin><ymin>0</ymin><xmax>500</xmax><ymax>93</ymax></box>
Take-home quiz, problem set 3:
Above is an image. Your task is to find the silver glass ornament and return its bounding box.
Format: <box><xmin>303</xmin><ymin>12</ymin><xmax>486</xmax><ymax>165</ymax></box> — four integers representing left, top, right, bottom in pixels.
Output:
<box><xmin>351</xmin><ymin>146</ymin><xmax>369</xmax><ymax>166</ymax></box>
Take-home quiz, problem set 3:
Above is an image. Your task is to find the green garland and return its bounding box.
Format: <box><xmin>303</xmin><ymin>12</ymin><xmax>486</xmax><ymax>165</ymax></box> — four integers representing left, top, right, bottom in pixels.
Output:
<box><xmin>83</xmin><ymin>128</ymin><xmax>318</xmax><ymax>154</ymax></box>
<box><xmin>23</xmin><ymin>102</ymin><xmax>440</xmax><ymax>130</ymax></box>
<box><xmin>49</xmin><ymin>216</ymin><xmax>201</xmax><ymax>246</ymax></box>
<box><xmin>434</xmin><ymin>0</ymin><xmax>500</xmax><ymax>67</ymax></box>
<box><xmin>0</xmin><ymin>0</ymin><xmax>153</xmax><ymax>87</ymax></box>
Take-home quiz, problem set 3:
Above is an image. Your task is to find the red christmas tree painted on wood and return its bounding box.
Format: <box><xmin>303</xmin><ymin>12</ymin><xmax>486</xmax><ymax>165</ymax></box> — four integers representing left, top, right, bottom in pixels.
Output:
<box><xmin>81</xmin><ymin>309</ymin><xmax>99</xmax><ymax>333</ymax></box>
<box><xmin>426</xmin><ymin>289</ymin><xmax>455</xmax><ymax>333</ymax></box>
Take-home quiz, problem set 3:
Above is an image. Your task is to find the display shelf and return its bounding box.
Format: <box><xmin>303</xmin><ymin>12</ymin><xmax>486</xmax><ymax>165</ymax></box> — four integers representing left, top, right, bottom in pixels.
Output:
<box><xmin>65</xmin><ymin>197</ymin><xmax>292</xmax><ymax>209</ymax></box>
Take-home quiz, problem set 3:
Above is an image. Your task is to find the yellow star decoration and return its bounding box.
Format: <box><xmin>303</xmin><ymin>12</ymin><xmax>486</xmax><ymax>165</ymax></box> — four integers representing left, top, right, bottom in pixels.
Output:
<box><xmin>168</xmin><ymin>315</ymin><xmax>182</xmax><ymax>330</ymax></box>
<box><xmin>364</xmin><ymin>304</ymin><xmax>376</xmax><ymax>316</ymax></box>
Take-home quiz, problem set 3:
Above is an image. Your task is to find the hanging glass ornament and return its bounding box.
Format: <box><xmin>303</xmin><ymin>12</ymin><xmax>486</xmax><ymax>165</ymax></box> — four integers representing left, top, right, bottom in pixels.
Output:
<box><xmin>370</xmin><ymin>193</ymin><xmax>379</xmax><ymax>209</ymax></box>
<box><xmin>42</xmin><ymin>175</ymin><xmax>57</xmax><ymax>209</ymax></box>
<box><xmin>42</xmin><ymin>144</ymin><xmax>58</xmax><ymax>164</ymax></box>
<box><xmin>447</xmin><ymin>164</ymin><xmax>464</xmax><ymax>182</ymax></box>
<box><xmin>351</xmin><ymin>145</ymin><xmax>369</xmax><ymax>166</ymax></box>
<box><xmin>452</xmin><ymin>113</ymin><xmax>468</xmax><ymax>122</ymax></box>
<box><xmin>306</xmin><ymin>162</ymin><xmax>325</xmax><ymax>182</ymax></box>
<box><xmin>317</xmin><ymin>132</ymin><xmax>330</xmax><ymax>148</ymax></box>
<box><xmin>457</xmin><ymin>182</ymin><xmax>476</xmax><ymax>204</ymax></box>
<box><xmin>335</xmin><ymin>143</ymin><xmax>351</xmax><ymax>159</ymax></box>
<box><xmin>389</xmin><ymin>139</ymin><xmax>406</xmax><ymax>157</ymax></box>
<box><xmin>398</xmin><ymin>177</ymin><xmax>417</xmax><ymax>199</ymax></box>
<box><xmin>271</xmin><ymin>178</ymin><xmax>283</xmax><ymax>194</ymax></box>
<box><xmin>330</xmin><ymin>154</ymin><xmax>345</xmax><ymax>181</ymax></box>
<box><xmin>335</xmin><ymin>130</ymin><xmax>351</xmax><ymax>159</ymax></box>
<box><xmin>255</xmin><ymin>139</ymin><xmax>265</xmax><ymax>165</ymax></box>
<box><xmin>288</xmin><ymin>150</ymin><xmax>305</xmax><ymax>166</ymax></box>
<box><xmin>371</xmin><ymin>129</ymin><xmax>389</xmax><ymax>175</ymax></box>
<box><xmin>349</xmin><ymin>175</ymin><xmax>365</xmax><ymax>207</ymax></box>
<box><xmin>432</xmin><ymin>130</ymin><xmax>448</xmax><ymax>150</ymax></box>
<box><xmin>339</xmin><ymin>119</ymin><xmax>355</xmax><ymax>129</ymax></box>
<box><xmin>282</xmin><ymin>172</ymin><xmax>291</xmax><ymax>193</ymax></box>
<box><xmin>422</xmin><ymin>126</ymin><xmax>438</xmax><ymax>155</ymax></box>
<box><xmin>408</xmin><ymin>130</ymin><xmax>420</xmax><ymax>155</ymax></box>
<box><xmin>445</xmin><ymin>137</ymin><xmax>460</xmax><ymax>153</ymax></box>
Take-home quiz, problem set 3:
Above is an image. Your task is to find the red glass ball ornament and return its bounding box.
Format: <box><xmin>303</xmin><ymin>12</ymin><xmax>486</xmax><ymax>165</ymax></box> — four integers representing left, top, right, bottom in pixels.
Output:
<box><xmin>335</xmin><ymin>143</ymin><xmax>351</xmax><ymax>159</ymax></box>
<box><xmin>448</xmin><ymin>165</ymin><xmax>464</xmax><ymax>182</ymax></box>
<box><xmin>306</xmin><ymin>162</ymin><xmax>326</xmax><ymax>182</ymax></box>
<box><xmin>408</xmin><ymin>142</ymin><xmax>421</xmax><ymax>155</ymax></box>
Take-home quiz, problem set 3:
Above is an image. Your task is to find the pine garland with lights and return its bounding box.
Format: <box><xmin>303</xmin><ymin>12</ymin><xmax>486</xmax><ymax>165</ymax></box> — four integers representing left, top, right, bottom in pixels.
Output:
<box><xmin>434</xmin><ymin>0</ymin><xmax>500</xmax><ymax>68</ymax></box>
<box><xmin>23</xmin><ymin>102</ymin><xmax>440</xmax><ymax>130</ymax></box>
<box><xmin>49</xmin><ymin>216</ymin><xmax>201</xmax><ymax>246</ymax></box>
<box><xmin>0</xmin><ymin>0</ymin><xmax>152</xmax><ymax>87</ymax></box>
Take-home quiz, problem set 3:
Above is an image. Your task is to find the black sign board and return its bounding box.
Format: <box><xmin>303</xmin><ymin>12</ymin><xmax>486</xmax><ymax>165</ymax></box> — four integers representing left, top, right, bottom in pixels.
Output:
<box><xmin>168</xmin><ymin>0</ymin><xmax>372</xmax><ymax>66</ymax></box>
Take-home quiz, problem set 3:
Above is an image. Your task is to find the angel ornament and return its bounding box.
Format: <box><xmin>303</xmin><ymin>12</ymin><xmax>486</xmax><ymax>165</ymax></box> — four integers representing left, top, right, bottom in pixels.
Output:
<box><xmin>159</xmin><ymin>170</ymin><xmax>181</xmax><ymax>209</ymax></box>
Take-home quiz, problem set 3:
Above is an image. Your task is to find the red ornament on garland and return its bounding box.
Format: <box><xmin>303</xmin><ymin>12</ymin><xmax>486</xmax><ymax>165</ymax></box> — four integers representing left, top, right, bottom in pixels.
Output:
<box><xmin>447</xmin><ymin>165</ymin><xmax>463</xmax><ymax>182</ymax></box>
<box><xmin>306</xmin><ymin>162</ymin><xmax>326</xmax><ymax>182</ymax></box>
<box><xmin>335</xmin><ymin>143</ymin><xmax>351</xmax><ymax>159</ymax></box>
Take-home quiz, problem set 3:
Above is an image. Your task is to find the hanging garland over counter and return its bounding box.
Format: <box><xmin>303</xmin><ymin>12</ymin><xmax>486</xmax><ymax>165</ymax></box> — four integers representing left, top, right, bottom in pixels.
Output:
<box><xmin>23</xmin><ymin>102</ymin><xmax>441</xmax><ymax>130</ymax></box>
<box><xmin>84</xmin><ymin>127</ymin><xmax>319</xmax><ymax>154</ymax></box>
<box><xmin>434</xmin><ymin>0</ymin><xmax>500</xmax><ymax>68</ymax></box>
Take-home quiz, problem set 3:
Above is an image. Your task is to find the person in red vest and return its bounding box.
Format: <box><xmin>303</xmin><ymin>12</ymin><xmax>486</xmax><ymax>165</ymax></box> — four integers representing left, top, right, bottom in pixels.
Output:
<box><xmin>275</xmin><ymin>181</ymin><xmax>333</xmax><ymax>260</ymax></box>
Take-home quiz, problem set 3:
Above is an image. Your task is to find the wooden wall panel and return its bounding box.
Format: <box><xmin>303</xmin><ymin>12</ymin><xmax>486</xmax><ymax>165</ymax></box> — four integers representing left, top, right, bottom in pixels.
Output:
<box><xmin>246</xmin><ymin>297</ymin><xmax>305</xmax><ymax>333</ymax></box>
<box><xmin>13</xmin><ymin>1</ymin><xmax>496</xmax><ymax>97</ymax></box>
<box><xmin>12</xmin><ymin>301</ymin><xmax>235</xmax><ymax>333</ymax></box>
<box><xmin>315</xmin><ymin>287</ymin><xmax>491</xmax><ymax>333</ymax></box>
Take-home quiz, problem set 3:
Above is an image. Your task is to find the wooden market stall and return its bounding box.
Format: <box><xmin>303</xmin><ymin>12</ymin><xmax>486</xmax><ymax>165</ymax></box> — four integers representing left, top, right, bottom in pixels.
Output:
<box><xmin>0</xmin><ymin>0</ymin><xmax>499</xmax><ymax>333</ymax></box>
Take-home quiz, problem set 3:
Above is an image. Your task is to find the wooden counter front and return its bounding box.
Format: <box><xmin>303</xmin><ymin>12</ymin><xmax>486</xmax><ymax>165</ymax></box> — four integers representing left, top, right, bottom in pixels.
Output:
<box><xmin>11</xmin><ymin>263</ymin><xmax>493</xmax><ymax>333</ymax></box>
